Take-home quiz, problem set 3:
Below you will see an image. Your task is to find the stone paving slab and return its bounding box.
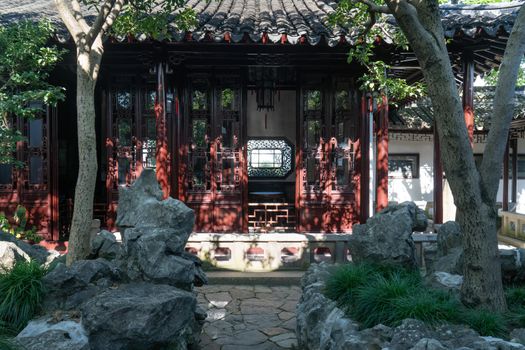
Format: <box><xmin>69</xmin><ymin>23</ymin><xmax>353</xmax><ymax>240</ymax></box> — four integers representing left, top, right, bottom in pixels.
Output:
<box><xmin>196</xmin><ymin>284</ymin><xmax>300</xmax><ymax>349</ymax></box>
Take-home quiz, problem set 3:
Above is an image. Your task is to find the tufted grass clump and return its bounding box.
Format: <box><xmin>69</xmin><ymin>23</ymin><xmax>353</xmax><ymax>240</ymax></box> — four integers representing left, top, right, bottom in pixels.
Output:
<box><xmin>461</xmin><ymin>309</ymin><xmax>508</xmax><ymax>337</ymax></box>
<box><xmin>323</xmin><ymin>262</ymin><xmax>521</xmax><ymax>337</ymax></box>
<box><xmin>0</xmin><ymin>260</ymin><xmax>47</xmax><ymax>333</ymax></box>
<box><xmin>392</xmin><ymin>290</ymin><xmax>462</xmax><ymax>326</ymax></box>
<box><xmin>352</xmin><ymin>272</ymin><xmax>417</xmax><ymax>328</ymax></box>
<box><xmin>324</xmin><ymin>263</ymin><xmax>376</xmax><ymax>303</ymax></box>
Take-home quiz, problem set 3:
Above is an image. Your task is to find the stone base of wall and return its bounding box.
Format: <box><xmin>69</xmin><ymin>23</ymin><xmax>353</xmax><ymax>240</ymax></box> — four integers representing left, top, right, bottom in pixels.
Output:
<box><xmin>185</xmin><ymin>233</ymin><xmax>351</xmax><ymax>272</ymax></box>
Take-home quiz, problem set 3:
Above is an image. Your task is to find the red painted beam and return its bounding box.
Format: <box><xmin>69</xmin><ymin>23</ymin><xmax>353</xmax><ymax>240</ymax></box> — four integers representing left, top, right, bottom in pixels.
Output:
<box><xmin>512</xmin><ymin>138</ymin><xmax>518</xmax><ymax>204</ymax></box>
<box><xmin>463</xmin><ymin>56</ymin><xmax>475</xmax><ymax>146</ymax></box>
<box><xmin>433</xmin><ymin>123</ymin><xmax>443</xmax><ymax>224</ymax></box>
<box><xmin>360</xmin><ymin>95</ymin><xmax>370</xmax><ymax>223</ymax></box>
<box><xmin>376</xmin><ymin>95</ymin><xmax>389</xmax><ymax>213</ymax></box>
<box><xmin>155</xmin><ymin>63</ymin><xmax>170</xmax><ymax>198</ymax></box>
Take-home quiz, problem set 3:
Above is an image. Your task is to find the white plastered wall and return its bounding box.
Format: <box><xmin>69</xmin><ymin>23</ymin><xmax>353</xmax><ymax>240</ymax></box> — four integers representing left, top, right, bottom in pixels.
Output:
<box><xmin>388</xmin><ymin>135</ymin><xmax>525</xmax><ymax>217</ymax></box>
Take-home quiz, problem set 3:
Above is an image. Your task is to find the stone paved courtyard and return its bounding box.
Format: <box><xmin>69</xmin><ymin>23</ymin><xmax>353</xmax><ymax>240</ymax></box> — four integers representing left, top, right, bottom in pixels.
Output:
<box><xmin>197</xmin><ymin>284</ymin><xmax>300</xmax><ymax>349</ymax></box>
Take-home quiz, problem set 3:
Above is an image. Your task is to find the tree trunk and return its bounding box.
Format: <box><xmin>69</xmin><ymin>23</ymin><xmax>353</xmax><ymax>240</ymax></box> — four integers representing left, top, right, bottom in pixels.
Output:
<box><xmin>384</xmin><ymin>0</ymin><xmax>507</xmax><ymax>311</ymax></box>
<box><xmin>66</xmin><ymin>50</ymin><xmax>101</xmax><ymax>266</ymax></box>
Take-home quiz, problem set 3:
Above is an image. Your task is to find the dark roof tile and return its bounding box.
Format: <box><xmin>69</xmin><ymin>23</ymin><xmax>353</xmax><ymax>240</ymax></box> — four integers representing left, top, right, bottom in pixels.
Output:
<box><xmin>0</xmin><ymin>0</ymin><xmax>523</xmax><ymax>46</ymax></box>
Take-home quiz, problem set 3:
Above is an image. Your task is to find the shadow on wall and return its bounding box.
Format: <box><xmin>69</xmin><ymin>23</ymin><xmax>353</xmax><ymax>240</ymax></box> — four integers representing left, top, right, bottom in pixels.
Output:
<box><xmin>388</xmin><ymin>161</ymin><xmax>433</xmax><ymax>206</ymax></box>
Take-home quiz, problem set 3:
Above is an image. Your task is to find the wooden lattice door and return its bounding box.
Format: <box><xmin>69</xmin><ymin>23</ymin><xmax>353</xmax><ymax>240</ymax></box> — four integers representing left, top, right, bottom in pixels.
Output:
<box><xmin>183</xmin><ymin>74</ymin><xmax>246</xmax><ymax>232</ymax></box>
<box><xmin>296</xmin><ymin>78</ymin><xmax>357</xmax><ymax>232</ymax></box>
<box><xmin>0</xmin><ymin>106</ymin><xmax>58</xmax><ymax>239</ymax></box>
<box><xmin>105</xmin><ymin>77</ymin><xmax>160</xmax><ymax>228</ymax></box>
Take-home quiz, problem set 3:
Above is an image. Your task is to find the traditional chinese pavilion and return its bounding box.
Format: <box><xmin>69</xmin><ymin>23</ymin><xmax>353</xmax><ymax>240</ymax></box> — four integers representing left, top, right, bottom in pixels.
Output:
<box><xmin>0</xmin><ymin>1</ymin><xmax>522</xmax><ymax>242</ymax></box>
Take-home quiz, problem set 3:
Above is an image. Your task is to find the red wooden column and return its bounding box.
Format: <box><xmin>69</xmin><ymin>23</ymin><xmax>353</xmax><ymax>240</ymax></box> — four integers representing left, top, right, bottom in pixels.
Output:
<box><xmin>155</xmin><ymin>63</ymin><xmax>170</xmax><ymax>198</ymax></box>
<box><xmin>433</xmin><ymin>122</ymin><xmax>443</xmax><ymax>224</ymax></box>
<box><xmin>376</xmin><ymin>94</ymin><xmax>389</xmax><ymax>212</ymax></box>
<box><xmin>360</xmin><ymin>95</ymin><xmax>370</xmax><ymax>223</ymax></box>
<box><xmin>463</xmin><ymin>54</ymin><xmax>475</xmax><ymax>146</ymax></box>
<box><xmin>512</xmin><ymin>138</ymin><xmax>518</xmax><ymax>204</ymax></box>
<box><xmin>503</xmin><ymin>139</ymin><xmax>510</xmax><ymax>211</ymax></box>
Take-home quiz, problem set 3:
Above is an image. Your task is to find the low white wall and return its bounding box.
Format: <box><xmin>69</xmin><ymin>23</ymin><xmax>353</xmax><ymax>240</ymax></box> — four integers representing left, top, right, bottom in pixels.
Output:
<box><xmin>388</xmin><ymin>135</ymin><xmax>525</xmax><ymax>215</ymax></box>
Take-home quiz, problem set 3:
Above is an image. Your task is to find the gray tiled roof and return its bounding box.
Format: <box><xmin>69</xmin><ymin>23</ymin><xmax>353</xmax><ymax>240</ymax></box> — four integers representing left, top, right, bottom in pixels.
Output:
<box><xmin>0</xmin><ymin>0</ymin><xmax>523</xmax><ymax>46</ymax></box>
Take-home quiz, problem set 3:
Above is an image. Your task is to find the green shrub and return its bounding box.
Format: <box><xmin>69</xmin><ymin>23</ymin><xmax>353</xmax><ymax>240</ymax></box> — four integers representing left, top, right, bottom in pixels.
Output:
<box><xmin>0</xmin><ymin>260</ymin><xmax>47</xmax><ymax>332</ymax></box>
<box><xmin>462</xmin><ymin>309</ymin><xmax>508</xmax><ymax>337</ymax></box>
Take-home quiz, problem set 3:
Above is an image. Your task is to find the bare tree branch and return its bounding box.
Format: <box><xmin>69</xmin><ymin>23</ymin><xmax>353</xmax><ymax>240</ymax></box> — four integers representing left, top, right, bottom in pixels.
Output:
<box><xmin>54</xmin><ymin>0</ymin><xmax>85</xmax><ymax>44</ymax></box>
<box><xmin>70</xmin><ymin>0</ymin><xmax>91</xmax><ymax>33</ymax></box>
<box><xmin>86</xmin><ymin>0</ymin><xmax>116</xmax><ymax>47</ymax></box>
<box><xmin>480</xmin><ymin>4</ymin><xmax>525</xmax><ymax>202</ymax></box>
<box><xmin>100</xmin><ymin>0</ymin><xmax>126</xmax><ymax>36</ymax></box>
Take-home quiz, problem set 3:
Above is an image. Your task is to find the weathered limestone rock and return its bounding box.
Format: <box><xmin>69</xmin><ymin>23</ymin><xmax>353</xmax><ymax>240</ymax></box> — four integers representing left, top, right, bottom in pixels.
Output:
<box><xmin>122</xmin><ymin>227</ymin><xmax>196</xmax><ymax>288</ymax></box>
<box><xmin>348</xmin><ymin>202</ymin><xmax>425</xmax><ymax>267</ymax></box>
<box><xmin>297</xmin><ymin>263</ymin><xmax>525</xmax><ymax>350</ymax></box>
<box><xmin>500</xmin><ymin>248</ymin><xmax>525</xmax><ymax>284</ymax></box>
<box><xmin>21</xmin><ymin>170</ymin><xmax>205</xmax><ymax>350</ymax></box>
<box><xmin>89</xmin><ymin>230</ymin><xmax>121</xmax><ymax>260</ymax></box>
<box><xmin>431</xmin><ymin>247</ymin><xmax>463</xmax><ymax>275</ymax></box>
<box><xmin>0</xmin><ymin>241</ymin><xmax>30</xmax><ymax>270</ymax></box>
<box><xmin>430</xmin><ymin>271</ymin><xmax>463</xmax><ymax>291</ymax></box>
<box><xmin>43</xmin><ymin>259</ymin><xmax>121</xmax><ymax>311</ymax></box>
<box><xmin>16</xmin><ymin>317</ymin><xmax>89</xmax><ymax>350</ymax></box>
<box><xmin>116</xmin><ymin>169</ymin><xmax>194</xmax><ymax>237</ymax></box>
<box><xmin>410</xmin><ymin>338</ymin><xmax>446</xmax><ymax>350</ymax></box>
<box><xmin>436</xmin><ymin>221</ymin><xmax>462</xmax><ymax>256</ymax></box>
<box><xmin>0</xmin><ymin>230</ymin><xmax>60</xmax><ymax>266</ymax></box>
<box><xmin>511</xmin><ymin>328</ymin><xmax>525</xmax><ymax>345</ymax></box>
<box><xmin>81</xmin><ymin>283</ymin><xmax>198</xmax><ymax>350</ymax></box>
<box><xmin>389</xmin><ymin>319</ymin><xmax>432</xmax><ymax>350</ymax></box>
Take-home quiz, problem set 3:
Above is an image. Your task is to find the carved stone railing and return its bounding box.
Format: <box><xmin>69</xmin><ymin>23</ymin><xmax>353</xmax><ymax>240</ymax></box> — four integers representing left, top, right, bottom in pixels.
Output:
<box><xmin>500</xmin><ymin>210</ymin><xmax>525</xmax><ymax>242</ymax></box>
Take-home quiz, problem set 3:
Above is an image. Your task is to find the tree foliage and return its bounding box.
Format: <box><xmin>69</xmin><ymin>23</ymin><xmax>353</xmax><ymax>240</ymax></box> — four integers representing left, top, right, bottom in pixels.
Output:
<box><xmin>329</xmin><ymin>1</ymin><xmax>424</xmax><ymax>104</ymax></box>
<box><xmin>54</xmin><ymin>0</ymin><xmax>197</xmax><ymax>266</ymax></box>
<box><xmin>331</xmin><ymin>0</ymin><xmax>525</xmax><ymax>312</ymax></box>
<box><xmin>0</xmin><ymin>21</ymin><xmax>64</xmax><ymax>165</ymax></box>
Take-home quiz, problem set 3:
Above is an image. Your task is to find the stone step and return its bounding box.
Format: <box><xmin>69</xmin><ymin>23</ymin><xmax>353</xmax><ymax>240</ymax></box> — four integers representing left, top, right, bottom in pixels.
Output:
<box><xmin>205</xmin><ymin>270</ymin><xmax>304</xmax><ymax>286</ymax></box>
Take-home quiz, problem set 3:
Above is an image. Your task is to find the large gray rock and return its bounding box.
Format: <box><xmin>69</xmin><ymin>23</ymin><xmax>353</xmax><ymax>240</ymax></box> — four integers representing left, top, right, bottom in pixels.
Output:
<box><xmin>0</xmin><ymin>241</ymin><xmax>30</xmax><ymax>270</ymax></box>
<box><xmin>348</xmin><ymin>202</ymin><xmax>425</xmax><ymax>267</ymax></box>
<box><xmin>437</xmin><ymin>221</ymin><xmax>462</xmax><ymax>256</ymax></box>
<box><xmin>410</xmin><ymin>338</ymin><xmax>446</xmax><ymax>350</ymax></box>
<box><xmin>297</xmin><ymin>263</ymin><xmax>525</xmax><ymax>350</ymax></box>
<box><xmin>429</xmin><ymin>271</ymin><xmax>463</xmax><ymax>292</ymax></box>
<box><xmin>0</xmin><ymin>230</ymin><xmax>59</xmax><ymax>265</ymax></box>
<box><xmin>16</xmin><ymin>317</ymin><xmax>89</xmax><ymax>350</ymax></box>
<box><xmin>296</xmin><ymin>281</ymin><xmax>358</xmax><ymax>350</ymax></box>
<box><xmin>116</xmin><ymin>169</ymin><xmax>194</xmax><ymax>236</ymax></box>
<box><xmin>89</xmin><ymin>230</ymin><xmax>121</xmax><ymax>261</ymax></box>
<box><xmin>431</xmin><ymin>247</ymin><xmax>464</xmax><ymax>274</ymax></box>
<box><xmin>43</xmin><ymin>259</ymin><xmax>121</xmax><ymax>310</ymax></box>
<box><xmin>511</xmin><ymin>328</ymin><xmax>525</xmax><ymax>345</ymax></box>
<box><xmin>297</xmin><ymin>264</ymin><xmax>391</xmax><ymax>350</ymax></box>
<box><xmin>389</xmin><ymin>319</ymin><xmax>432</xmax><ymax>350</ymax></box>
<box><xmin>122</xmin><ymin>227</ymin><xmax>196</xmax><ymax>288</ymax></box>
<box><xmin>500</xmin><ymin>248</ymin><xmax>525</xmax><ymax>284</ymax></box>
<box><xmin>81</xmin><ymin>283</ymin><xmax>198</xmax><ymax>350</ymax></box>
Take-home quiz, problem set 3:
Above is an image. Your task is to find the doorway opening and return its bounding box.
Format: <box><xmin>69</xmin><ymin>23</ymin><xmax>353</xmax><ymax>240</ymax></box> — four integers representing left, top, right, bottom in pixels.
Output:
<box><xmin>246</xmin><ymin>90</ymin><xmax>297</xmax><ymax>233</ymax></box>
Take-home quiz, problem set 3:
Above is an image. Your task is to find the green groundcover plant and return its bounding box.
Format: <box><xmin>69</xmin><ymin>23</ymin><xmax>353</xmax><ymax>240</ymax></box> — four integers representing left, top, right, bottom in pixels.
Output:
<box><xmin>324</xmin><ymin>263</ymin><xmax>525</xmax><ymax>337</ymax></box>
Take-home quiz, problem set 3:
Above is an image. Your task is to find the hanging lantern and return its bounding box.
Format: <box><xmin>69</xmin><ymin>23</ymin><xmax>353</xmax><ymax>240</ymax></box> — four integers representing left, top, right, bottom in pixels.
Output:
<box><xmin>255</xmin><ymin>67</ymin><xmax>277</xmax><ymax>112</ymax></box>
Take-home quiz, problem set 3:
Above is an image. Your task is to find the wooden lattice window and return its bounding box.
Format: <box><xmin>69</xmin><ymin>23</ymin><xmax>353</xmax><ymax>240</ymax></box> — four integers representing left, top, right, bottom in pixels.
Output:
<box><xmin>247</xmin><ymin>138</ymin><xmax>294</xmax><ymax>178</ymax></box>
